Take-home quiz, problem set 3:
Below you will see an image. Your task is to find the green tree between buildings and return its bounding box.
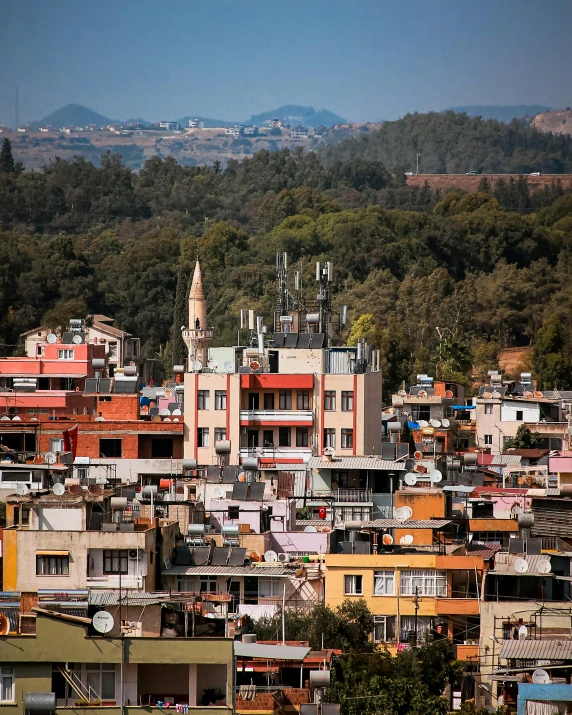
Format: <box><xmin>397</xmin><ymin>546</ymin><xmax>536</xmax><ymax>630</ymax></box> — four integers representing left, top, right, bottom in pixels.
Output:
<box><xmin>532</xmin><ymin>315</ymin><xmax>572</xmax><ymax>390</ymax></box>
<box><xmin>504</xmin><ymin>424</ymin><xmax>543</xmax><ymax>449</ymax></box>
<box><xmin>0</xmin><ymin>138</ymin><xmax>16</xmax><ymax>173</ymax></box>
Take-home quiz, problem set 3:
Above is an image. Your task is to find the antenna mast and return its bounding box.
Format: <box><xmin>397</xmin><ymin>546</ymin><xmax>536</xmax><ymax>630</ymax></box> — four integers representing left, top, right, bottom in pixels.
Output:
<box><xmin>14</xmin><ymin>86</ymin><xmax>19</xmax><ymax>131</ymax></box>
<box><xmin>275</xmin><ymin>252</ymin><xmax>289</xmax><ymax>331</ymax></box>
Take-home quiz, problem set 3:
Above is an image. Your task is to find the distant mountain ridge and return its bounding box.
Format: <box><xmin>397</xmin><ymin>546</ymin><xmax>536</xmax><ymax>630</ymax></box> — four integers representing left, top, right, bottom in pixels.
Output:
<box><xmin>448</xmin><ymin>105</ymin><xmax>552</xmax><ymax>123</ymax></box>
<box><xmin>29</xmin><ymin>103</ymin><xmax>345</xmax><ymax>130</ymax></box>
<box><xmin>29</xmin><ymin>103</ymin><xmax>116</xmax><ymax>129</ymax></box>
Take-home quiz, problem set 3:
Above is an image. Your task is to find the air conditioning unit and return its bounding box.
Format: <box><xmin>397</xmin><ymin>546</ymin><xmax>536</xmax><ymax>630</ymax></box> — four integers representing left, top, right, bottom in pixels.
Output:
<box><xmin>128</xmin><ymin>549</ymin><xmax>139</xmax><ymax>560</ymax></box>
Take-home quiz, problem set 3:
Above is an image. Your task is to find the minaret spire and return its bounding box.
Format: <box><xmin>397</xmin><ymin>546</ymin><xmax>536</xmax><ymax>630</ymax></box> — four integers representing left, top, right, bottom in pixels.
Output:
<box><xmin>183</xmin><ymin>259</ymin><xmax>212</xmax><ymax>369</ymax></box>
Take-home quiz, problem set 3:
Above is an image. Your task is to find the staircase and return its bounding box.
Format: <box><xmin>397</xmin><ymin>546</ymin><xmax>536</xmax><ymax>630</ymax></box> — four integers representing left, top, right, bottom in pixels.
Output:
<box><xmin>57</xmin><ymin>665</ymin><xmax>102</xmax><ymax>705</ymax></box>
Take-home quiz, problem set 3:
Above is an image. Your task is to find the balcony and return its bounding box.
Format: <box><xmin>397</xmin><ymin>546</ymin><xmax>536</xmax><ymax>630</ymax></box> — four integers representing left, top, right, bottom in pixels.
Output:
<box><xmin>455</xmin><ymin>643</ymin><xmax>479</xmax><ymax>661</ymax></box>
<box><xmin>86</xmin><ymin>575</ymin><xmax>144</xmax><ymax>589</ymax></box>
<box><xmin>435</xmin><ymin>598</ymin><xmax>480</xmax><ymax>616</ymax></box>
<box><xmin>311</xmin><ymin>489</ymin><xmax>372</xmax><ymax>503</ymax></box>
<box><xmin>239</xmin><ymin>447</ymin><xmax>311</xmax><ymax>463</ymax></box>
<box><xmin>240</xmin><ymin>409</ymin><xmax>313</xmax><ymax>425</ymax></box>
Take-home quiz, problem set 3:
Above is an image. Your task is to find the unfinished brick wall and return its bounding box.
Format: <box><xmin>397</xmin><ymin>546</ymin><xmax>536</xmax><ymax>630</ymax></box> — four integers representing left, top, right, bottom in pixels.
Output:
<box><xmin>236</xmin><ymin>688</ymin><xmax>309</xmax><ymax>713</ymax></box>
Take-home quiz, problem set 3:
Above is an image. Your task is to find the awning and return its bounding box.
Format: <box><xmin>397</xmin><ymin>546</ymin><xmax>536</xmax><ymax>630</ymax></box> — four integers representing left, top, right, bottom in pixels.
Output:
<box><xmin>234</xmin><ymin>642</ymin><xmax>311</xmax><ymax>661</ymax></box>
<box><xmin>36</xmin><ymin>550</ymin><xmax>69</xmax><ymax>556</ymax></box>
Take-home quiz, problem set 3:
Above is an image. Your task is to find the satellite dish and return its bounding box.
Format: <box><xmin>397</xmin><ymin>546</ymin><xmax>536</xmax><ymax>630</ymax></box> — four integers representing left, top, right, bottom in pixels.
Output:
<box><xmin>88</xmin><ymin>485</ymin><xmax>102</xmax><ymax>496</ymax></box>
<box><xmin>523</xmin><ymin>391</ymin><xmax>533</xmax><ymax>398</ymax></box>
<box><xmin>445</xmin><ymin>390</ymin><xmax>454</xmax><ymax>398</ymax></box>
<box><xmin>304</xmin><ymin>525</ymin><xmax>317</xmax><ymax>532</ymax></box>
<box><xmin>382</xmin><ymin>533</ymin><xmax>394</xmax><ymax>546</ymax></box>
<box><xmin>173</xmin><ymin>418</ymin><xmax>179</xmax><ymax>422</ymax></box>
<box><xmin>16</xmin><ymin>483</ymin><xmax>29</xmax><ymax>496</ymax></box>
<box><xmin>0</xmin><ymin>416</ymin><xmax>10</xmax><ymax>421</ymax></box>
<box><xmin>52</xmin><ymin>482</ymin><xmax>65</xmax><ymax>496</ymax></box>
<box><xmin>249</xmin><ymin>550</ymin><xmax>262</xmax><ymax>562</ymax></box>
<box><xmin>404</xmin><ymin>473</ymin><xmax>418</xmax><ymax>486</ymax></box>
<box><xmin>398</xmin><ymin>390</ymin><xmax>407</xmax><ymax>397</ymax></box>
<box><xmin>430</xmin><ymin>470</ymin><xmax>443</xmax><ymax>484</ymax></box>
<box><xmin>418</xmin><ymin>390</ymin><xmax>427</xmax><ymax>397</ymax></box>
<box><xmin>532</xmin><ymin>669</ymin><xmax>550</xmax><ymax>684</ymax></box>
<box><xmin>514</xmin><ymin>558</ymin><xmax>529</xmax><ymax>574</ymax></box>
<box><xmin>264</xmin><ymin>550</ymin><xmax>278</xmax><ymax>563</ymax></box>
<box><xmin>11</xmin><ymin>416</ymin><xmax>20</xmax><ymax>421</ymax></box>
<box><xmin>46</xmin><ymin>333</ymin><xmax>57</xmax><ymax>344</ymax></box>
<box><xmin>159</xmin><ymin>408</ymin><xmax>170</xmax><ymax>416</ymax></box>
<box><xmin>249</xmin><ymin>360</ymin><xmax>260</xmax><ymax>372</ymax></box>
<box><xmin>163</xmin><ymin>417</ymin><xmax>171</xmax><ymax>422</ymax></box>
<box><xmin>414</xmin><ymin>464</ymin><xmax>427</xmax><ymax>473</ymax></box>
<box><xmin>441</xmin><ymin>418</ymin><xmax>450</xmax><ymax>428</ymax></box>
<box><xmin>518</xmin><ymin>624</ymin><xmax>528</xmax><ymax>639</ymax></box>
<box><xmin>414</xmin><ymin>450</ymin><xmax>423</xmax><ymax>460</ymax></box>
<box><xmin>72</xmin><ymin>334</ymin><xmax>83</xmax><ymax>344</ymax></box>
<box><xmin>491</xmin><ymin>391</ymin><xmax>501</xmax><ymax>399</ymax></box>
<box><xmin>172</xmin><ymin>408</ymin><xmax>182</xmax><ymax>415</ymax></box>
<box><xmin>224</xmin><ymin>360</ymin><xmax>233</xmax><ymax>372</ymax></box>
<box><xmin>69</xmin><ymin>484</ymin><xmax>83</xmax><ymax>495</ymax></box>
<box><xmin>395</xmin><ymin>506</ymin><xmax>412</xmax><ymax>521</ymax></box>
<box><xmin>92</xmin><ymin>611</ymin><xmax>115</xmax><ymax>634</ymax></box>
<box><xmin>538</xmin><ymin>559</ymin><xmax>552</xmax><ymax>574</ymax></box>
<box><xmin>151</xmin><ymin>415</ymin><xmax>161</xmax><ymax>423</ymax></box>
<box><xmin>238</xmin><ymin>472</ymin><xmax>246</xmax><ymax>482</ymax></box>
<box><xmin>430</xmin><ymin>419</ymin><xmax>441</xmax><ymax>428</ymax></box>
<box><xmin>192</xmin><ymin>360</ymin><xmax>203</xmax><ymax>372</ymax></box>
<box><xmin>94</xmin><ymin>416</ymin><xmax>105</xmax><ymax>422</ymax></box>
<box><xmin>0</xmin><ymin>614</ymin><xmax>9</xmax><ymax>636</ymax></box>
<box><xmin>213</xmin><ymin>486</ymin><xmax>225</xmax><ymax>499</ymax></box>
<box><xmin>534</xmin><ymin>391</ymin><xmax>544</xmax><ymax>398</ymax></box>
<box><xmin>207</xmin><ymin>359</ymin><xmax>218</xmax><ymax>370</ymax></box>
<box><xmin>400</xmin><ymin>534</ymin><xmax>414</xmax><ymax>546</ymax></box>
<box><xmin>44</xmin><ymin>452</ymin><xmax>57</xmax><ymax>465</ymax></box>
<box><xmin>418</xmin><ymin>420</ymin><xmax>429</xmax><ymax>428</ymax></box>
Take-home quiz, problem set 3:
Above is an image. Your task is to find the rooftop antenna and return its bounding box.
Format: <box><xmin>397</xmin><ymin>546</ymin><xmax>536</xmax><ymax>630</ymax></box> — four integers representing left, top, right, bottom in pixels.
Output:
<box><xmin>316</xmin><ymin>260</ymin><xmax>333</xmax><ymax>346</ymax></box>
<box><xmin>15</xmin><ymin>86</ymin><xmax>19</xmax><ymax>130</ymax></box>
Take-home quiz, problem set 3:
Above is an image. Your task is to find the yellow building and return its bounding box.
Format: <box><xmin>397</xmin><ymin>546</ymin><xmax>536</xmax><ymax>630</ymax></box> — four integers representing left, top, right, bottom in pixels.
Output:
<box><xmin>325</xmin><ymin>551</ymin><xmax>485</xmax><ymax>660</ymax></box>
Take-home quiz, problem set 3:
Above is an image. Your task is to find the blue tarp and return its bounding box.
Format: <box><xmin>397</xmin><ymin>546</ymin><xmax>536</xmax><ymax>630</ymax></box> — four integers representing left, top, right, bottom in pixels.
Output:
<box><xmin>452</xmin><ymin>405</ymin><xmax>476</xmax><ymax>410</ymax></box>
<box><xmin>407</xmin><ymin>421</ymin><xmax>420</xmax><ymax>429</ymax></box>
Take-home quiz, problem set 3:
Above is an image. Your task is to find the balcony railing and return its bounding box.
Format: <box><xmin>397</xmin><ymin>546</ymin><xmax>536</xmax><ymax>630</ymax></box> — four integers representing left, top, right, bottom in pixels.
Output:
<box><xmin>239</xmin><ymin>447</ymin><xmax>312</xmax><ymax>461</ymax></box>
<box><xmin>86</xmin><ymin>575</ymin><xmax>144</xmax><ymax>589</ymax></box>
<box><xmin>312</xmin><ymin>489</ymin><xmax>372</xmax><ymax>503</ymax></box>
<box><xmin>240</xmin><ymin>409</ymin><xmax>314</xmax><ymax>423</ymax></box>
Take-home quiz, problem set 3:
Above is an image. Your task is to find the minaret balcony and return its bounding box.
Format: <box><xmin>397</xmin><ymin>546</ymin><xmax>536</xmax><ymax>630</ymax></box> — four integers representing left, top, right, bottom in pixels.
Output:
<box><xmin>183</xmin><ymin>328</ymin><xmax>214</xmax><ymax>341</ymax></box>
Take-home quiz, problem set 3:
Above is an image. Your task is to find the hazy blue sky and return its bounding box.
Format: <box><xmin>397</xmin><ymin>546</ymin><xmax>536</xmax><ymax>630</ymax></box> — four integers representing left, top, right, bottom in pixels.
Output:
<box><xmin>0</xmin><ymin>0</ymin><xmax>571</xmax><ymax>126</ymax></box>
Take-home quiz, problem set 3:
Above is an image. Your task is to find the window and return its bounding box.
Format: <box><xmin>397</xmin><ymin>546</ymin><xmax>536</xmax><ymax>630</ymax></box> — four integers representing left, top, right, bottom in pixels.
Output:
<box><xmin>259</xmin><ymin>578</ymin><xmax>281</xmax><ymax>598</ymax></box>
<box><xmin>228</xmin><ymin>506</ymin><xmax>240</xmax><ymax>520</ymax></box>
<box><xmin>198</xmin><ymin>390</ymin><xmax>210</xmax><ymax>410</ymax></box>
<box><xmin>61</xmin><ymin>377</ymin><xmax>75</xmax><ymax>390</ymax></box>
<box><xmin>103</xmin><ymin>549</ymin><xmax>128</xmax><ymax>574</ymax></box>
<box><xmin>516</xmin><ymin>410</ymin><xmax>524</xmax><ymax>421</ymax></box>
<box><xmin>197</xmin><ymin>427</ymin><xmax>209</xmax><ymax>448</ymax></box>
<box><xmin>99</xmin><ymin>439</ymin><xmax>122</xmax><ymax>458</ymax></box>
<box><xmin>296</xmin><ymin>427</ymin><xmax>309</xmax><ymax>447</ymax></box>
<box><xmin>200</xmin><ymin>575</ymin><xmax>218</xmax><ymax>593</ymax></box>
<box><xmin>214</xmin><ymin>428</ymin><xmax>227</xmax><ymax>442</ymax></box>
<box><xmin>279</xmin><ymin>390</ymin><xmax>292</xmax><ymax>410</ymax></box>
<box><xmin>58</xmin><ymin>349</ymin><xmax>74</xmax><ymax>359</ymax></box>
<box><xmin>344</xmin><ymin>575</ymin><xmax>363</xmax><ymax>595</ymax></box>
<box><xmin>373</xmin><ymin>570</ymin><xmax>395</xmax><ymax>596</ymax></box>
<box><xmin>263</xmin><ymin>430</ymin><xmax>274</xmax><ymax>446</ymax></box>
<box><xmin>341</xmin><ymin>428</ymin><xmax>354</xmax><ymax>449</ymax></box>
<box><xmin>263</xmin><ymin>393</ymin><xmax>275</xmax><ymax>410</ymax></box>
<box><xmin>247</xmin><ymin>430</ymin><xmax>259</xmax><ymax>448</ymax></box>
<box><xmin>485</xmin><ymin>404</ymin><xmax>493</xmax><ymax>415</ymax></box>
<box><xmin>341</xmin><ymin>391</ymin><xmax>354</xmax><ymax>411</ymax></box>
<box><xmin>324</xmin><ymin>390</ymin><xmax>336</xmax><ymax>411</ymax></box>
<box><xmin>400</xmin><ymin>570</ymin><xmax>447</xmax><ymax>597</ymax></box>
<box><xmin>297</xmin><ymin>390</ymin><xmax>310</xmax><ymax>410</ymax></box>
<box><xmin>248</xmin><ymin>393</ymin><xmax>259</xmax><ymax>410</ymax></box>
<box><xmin>50</xmin><ymin>438</ymin><xmax>64</xmax><ymax>453</ymax></box>
<box><xmin>411</xmin><ymin>405</ymin><xmax>430</xmax><ymax>422</ymax></box>
<box><xmin>323</xmin><ymin>428</ymin><xmax>336</xmax><ymax>449</ymax></box>
<box><xmin>278</xmin><ymin>427</ymin><xmax>291</xmax><ymax>447</ymax></box>
<box><xmin>178</xmin><ymin>577</ymin><xmax>198</xmax><ymax>592</ymax></box>
<box><xmin>0</xmin><ymin>667</ymin><xmax>14</xmax><ymax>703</ymax></box>
<box><xmin>373</xmin><ymin>616</ymin><xmax>397</xmax><ymax>643</ymax></box>
<box><xmin>36</xmin><ymin>554</ymin><xmax>69</xmax><ymax>575</ymax></box>
<box><xmin>215</xmin><ymin>391</ymin><xmax>227</xmax><ymax>410</ymax></box>
<box><xmin>484</xmin><ymin>434</ymin><xmax>493</xmax><ymax>445</ymax></box>
<box><xmin>86</xmin><ymin>664</ymin><xmax>115</xmax><ymax>700</ymax></box>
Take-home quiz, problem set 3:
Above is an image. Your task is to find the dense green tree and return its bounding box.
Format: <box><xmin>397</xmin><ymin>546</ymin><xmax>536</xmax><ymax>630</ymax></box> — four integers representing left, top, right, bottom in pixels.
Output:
<box><xmin>532</xmin><ymin>315</ymin><xmax>572</xmax><ymax>389</ymax></box>
<box><xmin>0</xmin><ymin>138</ymin><xmax>15</xmax><ymax>173</ymax></box>
<box><xmin>504</xmin><ymin>424</ymin><xmax>543</xmax><ymax>449</ymax></box>
<box><xmin>172</xmin><ymin>268</ymin><xmax>189</xmax><ymax>368</ymax></box>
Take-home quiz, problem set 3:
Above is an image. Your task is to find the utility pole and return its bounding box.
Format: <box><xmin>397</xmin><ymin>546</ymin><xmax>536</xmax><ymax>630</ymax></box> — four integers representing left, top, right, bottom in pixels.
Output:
<box><xmin>413</xmin><ymin>586</ymin><xmax>420</xmax><ymax>646</ymax></box>
<box><xmin>416</xmin><ymin>152</ymin><xmax>420</xmax><ymax>176</ymax></box>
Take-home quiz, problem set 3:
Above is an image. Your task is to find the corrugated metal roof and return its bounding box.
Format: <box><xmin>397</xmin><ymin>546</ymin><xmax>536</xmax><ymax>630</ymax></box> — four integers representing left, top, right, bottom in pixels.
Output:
<box><xmin>492</xmin><ymin>553</ymin><xmax>555</xmax><ymax>576</ymax></box>
<box><xmin>260</xmin><ymin>464</ymin><xmax>307</xmax><ymax>472</ymax></box>
<box><xmin>491</xmin><ymin>455</ymin><xmax>522</xmax><ymax>465</ymax></box>
<box><xmin>162</xmin><ymin>565</ymin><xmax>291</xmax><ymax>576</ymax></box>
<box><xmin>351</xmin><ymin>519</ymin><xmax>451</xmax><ymax>529</ymax></box>
<box><xmin>306</xmin><ymin>456</ymin><xmax>407</xmax><ymax>471</ymax></box>
<box><xmin>499</xmin><ymin>639</ymin><xmax>572</xmax><ymax>661</ymax></box>
<box><xmin>234</xmin><ymin>642</ymin><xmax>311</xmax><ymax>660</ymax></box>
<box><xmin>89</xmin><ymin>591</ymin><xmax>167</xmax><ymax>606</ymax></box>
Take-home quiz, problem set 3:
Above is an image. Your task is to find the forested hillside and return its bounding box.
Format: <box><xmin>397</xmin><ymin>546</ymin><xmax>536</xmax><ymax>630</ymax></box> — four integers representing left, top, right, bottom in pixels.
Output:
<box><xmin>319</xmin><ymin>112</ymin><xmax>572</xmax><ymax>174</ymax></box>
<box><xmin>1</xmin><ymin>134</ymin><xmax>572</xmax><ymax>394</ymax></box>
